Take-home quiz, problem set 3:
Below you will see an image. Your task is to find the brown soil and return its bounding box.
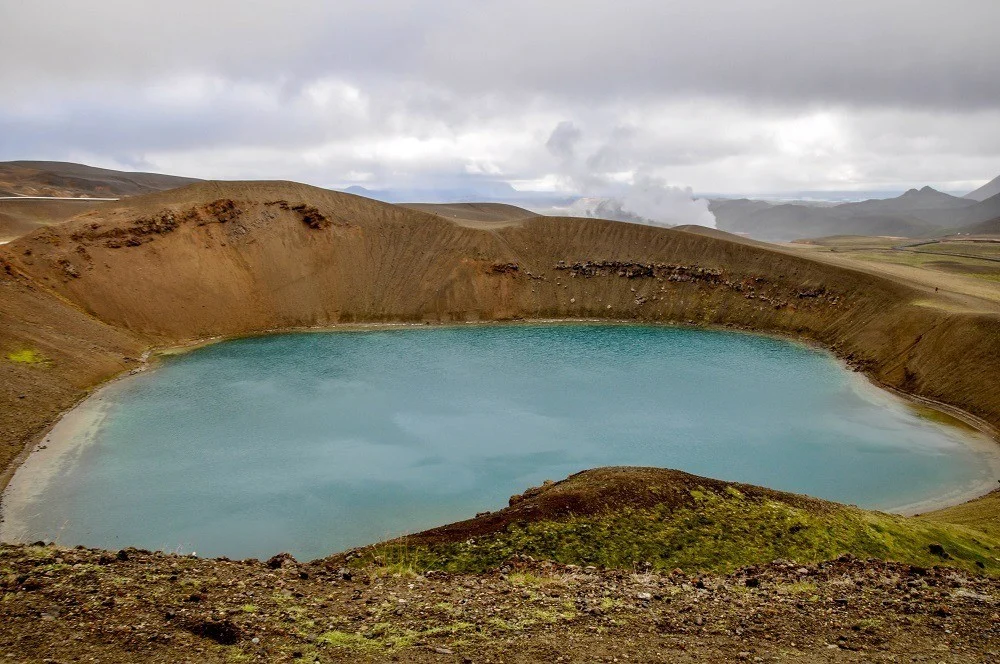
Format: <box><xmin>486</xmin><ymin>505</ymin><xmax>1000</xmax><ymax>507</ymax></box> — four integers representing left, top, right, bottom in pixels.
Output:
<box><xmin>1</xmin><ymin>543</ymin><xmax>997</xmax><ymax>663</ymax></box>
<box><xmin>399</xmin><ymin>203</ymin><xmax>537</xmax><ymax>228</ymax></box>
<box><xmin>0</xmin><ymin>199</ymin><xmax>110</xmax><ymax>242</ymax></box>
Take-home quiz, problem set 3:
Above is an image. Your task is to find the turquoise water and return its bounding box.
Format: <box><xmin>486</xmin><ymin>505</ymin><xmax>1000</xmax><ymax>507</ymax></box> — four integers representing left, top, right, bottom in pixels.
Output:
<box><xmin>4</xmin><ymin>325</ymin><xmax>993</xmax><ymax>560</ymax></box>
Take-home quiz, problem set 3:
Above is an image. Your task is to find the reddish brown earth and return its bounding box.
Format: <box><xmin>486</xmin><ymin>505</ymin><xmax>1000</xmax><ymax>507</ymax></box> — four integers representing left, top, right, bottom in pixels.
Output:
<box><xmin>2</xmin><ymin>542</ymin><xmax>998</xmax><ymax>663</ymax></box>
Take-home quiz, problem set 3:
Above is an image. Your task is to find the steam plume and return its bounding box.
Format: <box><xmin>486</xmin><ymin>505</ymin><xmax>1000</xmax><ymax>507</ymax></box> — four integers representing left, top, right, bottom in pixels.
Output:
<box><xmin>546</xmin><ymin>121</ymin><xmax>716</xmax><ymax>228</ymax></box>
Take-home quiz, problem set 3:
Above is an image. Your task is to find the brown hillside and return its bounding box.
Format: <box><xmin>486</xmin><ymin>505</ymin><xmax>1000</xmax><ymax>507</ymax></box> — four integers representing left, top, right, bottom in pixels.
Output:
<box><xmin>0</xmin><ymin>198</ymin><xmax>110</xmax><ymax>241</ymax></box>
<box><xmin>2</xmin><ymin>179</ymin><xmax>1000</xmax><ymax>492</ymax></box>
<box><xmin>0</xmin><ymin>160</ymin><xmax>200</xmax><ymax>198</ymax></box>
<box><xmin>400</xmin><ymin>202</ymin><xmax>537</xmax><ymax>227</ymax></box>
<box><xmin>0</xmin><ymin>258</ymin><xmax>145</xmax><ymax>490</ymax></box>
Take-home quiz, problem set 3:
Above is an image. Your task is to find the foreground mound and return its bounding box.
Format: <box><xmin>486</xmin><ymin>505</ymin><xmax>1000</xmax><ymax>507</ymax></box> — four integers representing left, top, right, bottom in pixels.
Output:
<box><xmin>2</xmin><ymin>468</ymin><xmax>999</xmax><ymax>662</ymax></box>
<box><xmin>350</xmin><ymin>467</ymin><xmax>1000</xmax><ymax>575</ymax></box>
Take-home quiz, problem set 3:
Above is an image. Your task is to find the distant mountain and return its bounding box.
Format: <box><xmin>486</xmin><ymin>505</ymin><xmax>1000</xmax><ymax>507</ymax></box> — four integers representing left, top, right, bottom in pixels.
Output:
<box><xmin>840</xmin><ymin>186</ymin><xmax>972</xmax><ymax>215</ymax></box>
<box><xmin>710</xmin><ymin>186</ymin><xmax>983</xmax><ymax>241</ymax></box>
<box><xmin>0</xmin><ymin>161</ymin><xmax>200</xmax><ymax>198</ymax></box>
<box><xmin>963</xmin><ymin>175</ymin><xmax>1000</xmax><ymax>202</ymax></box>
<box><xmin>953</xmin><ymin>192</ymin><xmax>1000</xmax><ymax>230</ymax></box>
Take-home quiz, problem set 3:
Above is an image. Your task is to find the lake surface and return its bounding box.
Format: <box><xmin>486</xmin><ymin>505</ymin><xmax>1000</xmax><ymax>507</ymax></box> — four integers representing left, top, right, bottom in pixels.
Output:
<box><xmin>2</xmin><ymin>324</ymin><xmax>996</xmax><ymax>560</ymax></box>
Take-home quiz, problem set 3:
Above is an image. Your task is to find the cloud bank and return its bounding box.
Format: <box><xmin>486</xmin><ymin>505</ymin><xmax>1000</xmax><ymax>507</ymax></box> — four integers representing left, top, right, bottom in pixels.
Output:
<box><xmin>1</xmin><ymin>1</ymin><xmax>999</xmax><ymax>198</ymax></box>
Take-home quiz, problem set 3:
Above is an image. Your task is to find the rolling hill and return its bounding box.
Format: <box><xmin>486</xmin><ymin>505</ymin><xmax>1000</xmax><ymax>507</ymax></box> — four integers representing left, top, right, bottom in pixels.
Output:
<box><xmin>0</xmin><ymin>197</ymin><xmax>109</xmax><ymax>242</ymax></box>
<box><xmin>399</xmin><ymin>202</ymin><xmax>537</xmax><ymax>226</ymax></box>
<box><xmin>0</xmin><ymin>160</ymin><xmax>200</xmax><ymax>198</ymax></box>
<box><xmin>958</xmin><ymin>216</ymin><xmax>1000</xmax><ymax>235</ymax></box>
<box><xmin>0</xmin><ymin>161</ymin><xmax>202</xmax><ymax>241</ymax></box>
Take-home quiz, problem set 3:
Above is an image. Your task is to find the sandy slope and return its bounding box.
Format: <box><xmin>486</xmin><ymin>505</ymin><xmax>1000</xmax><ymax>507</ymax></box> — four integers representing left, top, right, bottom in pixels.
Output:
<box><xmin>399</xmin><ymin>202</ymin><xmax>537</xmax><ymax>228</ymax></box>
<box><xmin>0</xmin><ymin>198</ymin><xmax>111</xmax><ymax>242</ymax></box>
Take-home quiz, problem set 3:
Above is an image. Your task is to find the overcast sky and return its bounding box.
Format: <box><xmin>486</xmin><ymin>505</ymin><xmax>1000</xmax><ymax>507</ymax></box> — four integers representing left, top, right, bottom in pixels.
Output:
<box><xmin>2</xmin><ymin>0</ymin><xmax>999</xmax><ymax>201</ymax></box>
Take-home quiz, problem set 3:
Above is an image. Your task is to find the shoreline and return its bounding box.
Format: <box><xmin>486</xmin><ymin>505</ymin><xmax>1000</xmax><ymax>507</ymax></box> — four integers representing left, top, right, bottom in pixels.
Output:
<box><xmin>0</xmin><ymin>383</ymin><xmax>122</xmax><ymax>542</ymax></box>
<box><xmin>3</xmin><ymin>318</ymin><xmax>1000</xmax><ymax>554</ymax></box>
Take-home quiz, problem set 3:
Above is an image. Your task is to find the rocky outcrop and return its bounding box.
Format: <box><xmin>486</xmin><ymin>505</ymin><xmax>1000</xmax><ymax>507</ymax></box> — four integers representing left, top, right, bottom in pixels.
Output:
<box><xmin>266</xmin><ymin>200</ymin><xmax>337</xmax><ymax>229</ymax></box>
<box><xmin>67</xmin><ymin>198</ymin><xmax>242</xmax><ymax>249</ymax></box>
<box><xmin>489</xmin><ymin>261</ymin><xmax>519</xmax><ymax>274</ymax></box>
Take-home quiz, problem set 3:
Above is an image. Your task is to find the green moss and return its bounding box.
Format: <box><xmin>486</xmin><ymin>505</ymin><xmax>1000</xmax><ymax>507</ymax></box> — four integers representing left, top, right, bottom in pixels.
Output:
<box><xmin>923</xmin><ymin>491</ymin><xmax>1000</xmax><ymax>540</ymax></box>
<box><xmin>7</xmin><ymin>348</ymin><xmax>49</xmax><ymax>365</ymax></box>
<box><xmin>318</xmin><ymin>630</ymin><xmax>378</xmax><ymax>652</ymax></box>
<box><xmin>359</xmin><ymin>488</ymin><xmax>1000</xmax><ymax>575</ymax></box>
<box><xmin>532</xmin><ymin>608</ymin><xmax>576</xmax><ymax>624</ymax></box>
<box><xmin>778</xmin><ymin>581</ymin><xmax>818</xmax><ymax>595</ymax></box>
<box><xmin>317</xmin><ymin>620</ymin><xmax>474</xmax><ymax>654</ymax></box>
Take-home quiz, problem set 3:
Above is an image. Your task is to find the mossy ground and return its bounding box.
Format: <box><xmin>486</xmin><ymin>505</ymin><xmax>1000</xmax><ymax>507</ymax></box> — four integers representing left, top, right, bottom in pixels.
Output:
<box><xmin>924</xmin><ymin>489</ymin><xmax>1000</xmax><ymax>540</ymax></box>
<box><xmin>358</xmin><ymin>487</ymin><xmax>1000</xmax><ymax>575</ymax></box>
<box><xmin>6</xmin><ymin>348</ymin><xmax>48</xmax><ymax>364</ymax></box>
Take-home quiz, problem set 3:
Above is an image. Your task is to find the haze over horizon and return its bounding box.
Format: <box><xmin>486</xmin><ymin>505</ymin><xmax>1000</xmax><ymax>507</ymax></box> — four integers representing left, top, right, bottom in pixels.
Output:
<box><xmin>3</xmin><ymin>1</ymin><xmax>1000</xmax><ymax>226</ymax></box>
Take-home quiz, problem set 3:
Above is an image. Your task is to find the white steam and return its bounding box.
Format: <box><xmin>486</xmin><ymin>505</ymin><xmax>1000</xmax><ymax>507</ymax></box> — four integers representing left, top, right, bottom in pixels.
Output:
<box><xmin>546</xmin><ymin>121</ymin><xmax>716</xmax><ymax>228</ymax></box>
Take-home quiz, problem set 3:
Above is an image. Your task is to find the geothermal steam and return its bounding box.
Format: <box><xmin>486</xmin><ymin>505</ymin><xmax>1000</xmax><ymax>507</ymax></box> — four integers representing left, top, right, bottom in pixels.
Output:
<box><xmin>546</xmin><ymin>121</ymin><xmax>716</xmax><ymax>228</ymax></box>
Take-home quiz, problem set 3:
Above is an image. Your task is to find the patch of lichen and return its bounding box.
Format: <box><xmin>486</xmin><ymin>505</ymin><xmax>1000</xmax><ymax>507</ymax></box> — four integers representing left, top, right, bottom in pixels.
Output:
<box><xmin>6</xmin><ymin>348</ymin><xmax>49</xmax><ymax>365</ymax></box>
<box><xmin>358</xmin><ymin>488</ymin><xmax>1000</xmax><ymax>575</ymax></box>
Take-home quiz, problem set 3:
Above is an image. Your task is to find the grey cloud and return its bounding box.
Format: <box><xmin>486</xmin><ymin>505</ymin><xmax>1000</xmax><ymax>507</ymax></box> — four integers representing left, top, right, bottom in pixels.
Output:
<box><xmin>5</xmin><ymin>1</ymin><xmax>1000</xmax><ymax>110</ymax></box>
<box><xmin>546</xmin><ymin>121</ymin><xmax>582</xmax><ymax>161</ymax></box>
<box><xmin>1</xmin><ymin>1</ymin><xmax>999</xmax><ymax>196</ymax></box>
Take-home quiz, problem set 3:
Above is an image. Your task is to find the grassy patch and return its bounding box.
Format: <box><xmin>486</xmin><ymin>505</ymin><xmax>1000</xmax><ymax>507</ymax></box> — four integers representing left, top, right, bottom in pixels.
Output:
<box><xmin>912</xmin><ymin>241</ymin><xmax>1000</xmax><ymax>259</ymax></box>
<box><xmin>847</xmin><ymin>250</ymin><xmax>1000</xmax><ymax>281</ymax></box>
<box><xmin>852</xmin><ymin>617</ymin><xmax>885</xmax><ymax>635</ymax></box>
<box><xmin>318</xmin><ymin>630</ymin><xmax>379</xmax><ymax>652</ymax></box>
<box><xmin>358</xmin><ymin>488</ymin><xmax>1000</xmax><ymax>575</ymax></box>
<box><xmin>533</xmin><ymin>608</ymin><xmax>577</xmax><ymax>624</ymax></box>
<box><xmin>317</xmin><ymin>620</ymin><xmax>475</xmax><ymax>654</ymax></box>
<box><xmin>7</xmin><ymin>348</ymin><xmax>49</xmax><ymax>365</ymax></box>
<box><xmin>367</xmin><ymin>541</ymin><xmax>423</xmax><ymax>579</ymax></box>
<box><xmin>923</xmin><ymin>491</ymin><xmax>1000</xmax><ymax>540</ymax></box>
<box><xmin>778</xmin><ymin>581</ymin><xmax>818</xmax><ymax>595</ymax></box>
